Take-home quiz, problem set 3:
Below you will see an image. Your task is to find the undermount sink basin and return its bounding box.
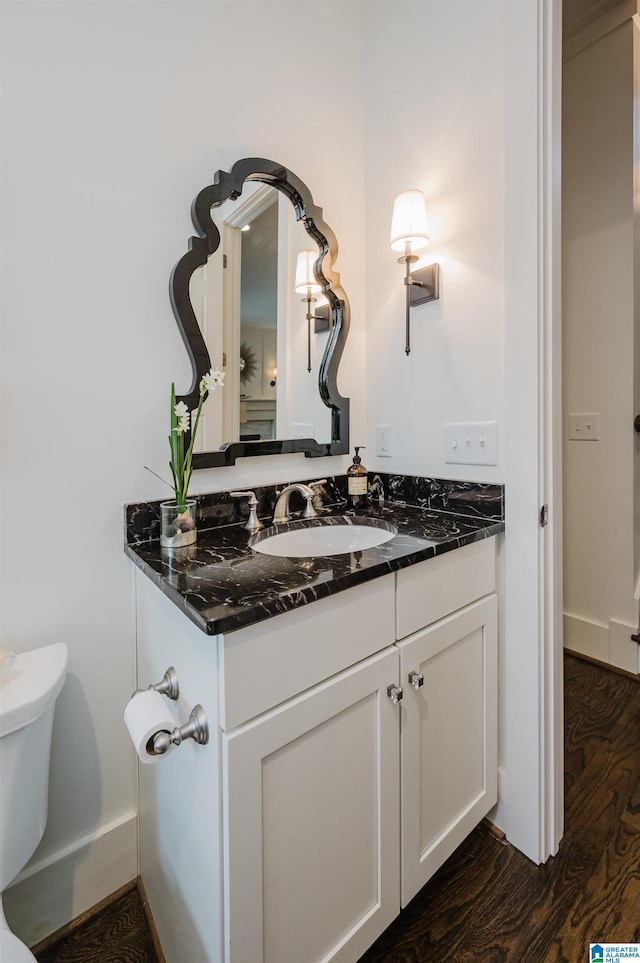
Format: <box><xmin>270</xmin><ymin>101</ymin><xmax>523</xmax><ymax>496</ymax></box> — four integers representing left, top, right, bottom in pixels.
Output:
<box><xmin>250</xmin><ymin>516</ymin><xmax>398</xmax><ymax>558</ymax></box>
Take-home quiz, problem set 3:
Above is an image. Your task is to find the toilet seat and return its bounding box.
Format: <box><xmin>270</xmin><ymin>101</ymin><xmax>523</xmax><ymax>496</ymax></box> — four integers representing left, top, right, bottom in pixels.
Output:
<box><xmin>0</xmin><ymin>927</ymin><xmax>37</xmax><ymax>962</ymax></box>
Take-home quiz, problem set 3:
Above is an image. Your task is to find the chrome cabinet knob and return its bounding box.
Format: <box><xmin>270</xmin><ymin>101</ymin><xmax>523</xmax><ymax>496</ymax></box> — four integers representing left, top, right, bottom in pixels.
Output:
<box><xmin>409</xmin><ymin>671</ymin><xmax>424</xmax><ymax>690</ymax></box>
<box><xmin>387</xmin><ymin>684</ymin><xmax>404</xmax><ymax>704</ymax></box>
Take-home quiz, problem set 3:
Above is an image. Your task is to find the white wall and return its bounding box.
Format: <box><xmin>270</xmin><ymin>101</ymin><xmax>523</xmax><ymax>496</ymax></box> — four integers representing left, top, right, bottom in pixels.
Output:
<box><xmin>562</xmin><ymin>14</ymin><xmax>639</xmax><ymax>673</ymax></box>
<box><xmin>363</xmin><ymin>1</ymin><xmax>506</xmax><ymax>480</ymax></box>
<box><xmin>0</xmin><ymin>0</ymin><xmax>366</xmax><ymax>945</ymax></box>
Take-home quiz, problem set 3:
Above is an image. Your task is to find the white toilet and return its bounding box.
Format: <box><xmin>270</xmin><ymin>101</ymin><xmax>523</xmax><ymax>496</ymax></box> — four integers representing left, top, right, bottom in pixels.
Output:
<box><xmin>0</xmin><ymin>643</ymin><xmax>68</xmax><ymax>962</ymax></box>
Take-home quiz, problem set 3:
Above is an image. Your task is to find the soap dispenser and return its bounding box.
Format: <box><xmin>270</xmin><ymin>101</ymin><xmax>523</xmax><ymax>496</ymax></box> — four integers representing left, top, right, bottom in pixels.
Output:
<box><xmin>347</xmin><ymin>446</ymin><xmax>368</xmax><ymax>510</ymax></box>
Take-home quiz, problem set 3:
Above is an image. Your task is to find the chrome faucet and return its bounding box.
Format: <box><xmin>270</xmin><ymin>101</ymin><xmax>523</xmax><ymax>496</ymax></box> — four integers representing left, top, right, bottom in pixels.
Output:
<box><xmin>272</xmin><ymin>480</ymin><xmax>326</xmax><ymax>525</ymax></box>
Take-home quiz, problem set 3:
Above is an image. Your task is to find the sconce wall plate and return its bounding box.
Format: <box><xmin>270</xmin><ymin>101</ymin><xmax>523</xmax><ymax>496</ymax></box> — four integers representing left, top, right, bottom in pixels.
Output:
<box><xmin>406</xmin><ymin>262</ymin><xmax>440</xmax><ymax>307</ymax></box>
<box><xmin>314</xmin><ymin>305</ymin><xmax>330</xmax><ymax>333</ymax></box>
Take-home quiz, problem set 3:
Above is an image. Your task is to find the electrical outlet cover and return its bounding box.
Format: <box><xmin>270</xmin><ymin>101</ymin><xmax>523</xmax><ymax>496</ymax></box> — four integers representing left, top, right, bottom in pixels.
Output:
<box><xmin>376</xmin><ymin>425</ymin><xmax>392</xmax><ymax>457</ymax></box>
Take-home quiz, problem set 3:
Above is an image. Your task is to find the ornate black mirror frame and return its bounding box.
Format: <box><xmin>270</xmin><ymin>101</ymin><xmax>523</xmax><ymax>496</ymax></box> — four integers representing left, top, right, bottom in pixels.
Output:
<box><xmin>170</xmin><ymin>157</ymin><xmax>350</xmax><ymax>469</ymax></box>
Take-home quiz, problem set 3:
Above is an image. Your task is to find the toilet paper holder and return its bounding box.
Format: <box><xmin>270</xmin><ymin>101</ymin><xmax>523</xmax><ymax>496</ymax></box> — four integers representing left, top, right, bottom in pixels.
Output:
<box><xmin>133</xmin><ymin>666</ymin><xmax>209</xmax><ymax>755</ymax></box>
<box><xmin>150</xmin><ymin>704</ymin><xmax>209</xmax><ymax>755</ymax></box>
<box><xmin>133</xmin><ymin>665</ymin><xmax>179</xmax><ymax>701</ymax></box>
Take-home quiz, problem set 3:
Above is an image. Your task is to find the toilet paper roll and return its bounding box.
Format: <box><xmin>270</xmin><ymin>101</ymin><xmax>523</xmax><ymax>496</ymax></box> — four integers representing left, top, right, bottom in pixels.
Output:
<box><xmin>124</xmin><ymin>689</ymin><xmax>176</xmax><ymax>764</ymax></box>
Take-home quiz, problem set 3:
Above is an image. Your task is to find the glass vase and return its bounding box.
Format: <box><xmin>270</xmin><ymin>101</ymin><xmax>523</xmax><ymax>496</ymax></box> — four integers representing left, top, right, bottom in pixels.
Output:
<box><xmin>160</xmin><ymin>499</ymin><xmax>197</xmax><ymax>549</ymax></box>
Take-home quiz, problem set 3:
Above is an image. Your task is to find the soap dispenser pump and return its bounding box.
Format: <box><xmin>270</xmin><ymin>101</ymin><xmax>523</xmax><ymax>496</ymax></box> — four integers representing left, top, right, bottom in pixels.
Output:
<box><xmin>347</xmin><ymin>446</ymin><xmax>368</xmax><ymax>510</ymax></box>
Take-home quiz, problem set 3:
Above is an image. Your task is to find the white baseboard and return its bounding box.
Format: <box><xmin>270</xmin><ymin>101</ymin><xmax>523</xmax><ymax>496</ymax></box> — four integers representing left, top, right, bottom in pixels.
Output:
<box><xmin>3</xmin><ymin>811</ymin><xmax>138</xmax><ymax>948</ymax></box>
<box><xmin>564</xmin><ymin>613</ymin><xmax>639</xmax><ymax>675</ymax></box>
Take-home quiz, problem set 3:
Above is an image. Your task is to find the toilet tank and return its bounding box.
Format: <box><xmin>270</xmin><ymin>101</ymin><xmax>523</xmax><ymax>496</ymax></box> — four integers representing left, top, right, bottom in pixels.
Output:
<box><xmin>0</xmin><ymin>644</ymin><xmax>68</xmax><ymax>890</ymax></box>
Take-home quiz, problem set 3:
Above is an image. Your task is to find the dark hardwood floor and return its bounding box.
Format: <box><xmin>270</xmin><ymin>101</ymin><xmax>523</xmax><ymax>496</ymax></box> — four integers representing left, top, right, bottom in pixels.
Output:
<box><xmin>36</xmin><ymin>654</ymin><xmax>639</xmax><ymax>963</ymax></box>
<box><xmin>34</xmin><ymin>887</ymin><xmax>158</xmax><ymax>963</ymax></box>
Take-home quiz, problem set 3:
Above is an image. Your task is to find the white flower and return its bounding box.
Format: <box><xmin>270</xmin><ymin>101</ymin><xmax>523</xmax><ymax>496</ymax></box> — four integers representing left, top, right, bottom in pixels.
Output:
<box><xmin>173</xmin><ymin>401</ymin><xmax>190</xmax><ymax>434</ymax></box>
<box><xmin>200</xmin><ymin>367</ymin><xmax>225</xmax><ymax>394</ymax></box>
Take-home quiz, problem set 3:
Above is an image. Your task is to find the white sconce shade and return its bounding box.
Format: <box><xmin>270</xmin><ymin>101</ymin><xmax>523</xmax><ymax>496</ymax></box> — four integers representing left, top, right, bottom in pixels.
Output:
<box><xmin>294</xmin><ymin>250</ymin><xmax>322</xmax><ymax>295</ymax></box>
<box><xmin>390</xmin><ymin>190</ymin><xmax>430</xmax><ymax>254</ymax></box>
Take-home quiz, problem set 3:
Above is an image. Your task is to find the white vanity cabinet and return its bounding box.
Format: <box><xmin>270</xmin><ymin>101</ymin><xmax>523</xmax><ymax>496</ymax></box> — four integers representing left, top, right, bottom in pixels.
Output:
<box><xmin>223</xmin><ymin>645</ymin><xmax>400</xmax><ymax>963</ymax></box>
<box><xmin>394</xmin><ymin>537</ymin><xmax>498</xmax><ymax>906</ymax></box>
<box><xmin>398</xmin><ymin>596</ymin><xmax>497</xmax><ymax>905</ymax></box>
<box><xmin>133</xmin><ymin>535</ymin><xmax>498</xmax><ymax>963</ymax></box>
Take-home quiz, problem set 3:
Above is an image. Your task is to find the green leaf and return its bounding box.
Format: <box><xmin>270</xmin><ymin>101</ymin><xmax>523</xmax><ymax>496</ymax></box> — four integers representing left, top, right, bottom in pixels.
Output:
<box><xmin>144</xmin><ymin>465</ymin><xmax>174</xmax><ymax>493</ymax></box>
<box><xmin>168</xmin><ymin>384</ymin><xmax>184</xmax><ymax>501</ymax></box>
<box><xmin>170</xmin><ymin>383</ymin><xmax>177</xmax><ymax>429</ymax></box>
<box><xmin>174</xmin><ymin>392</ymin><xmax>204</xmax><ymax>504</ymax></box>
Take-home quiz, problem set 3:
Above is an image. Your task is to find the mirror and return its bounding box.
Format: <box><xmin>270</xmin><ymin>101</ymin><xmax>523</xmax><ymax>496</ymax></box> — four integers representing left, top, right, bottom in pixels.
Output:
<box><xmin>170</xmin><ymin>158</ymin><xmax>350</xmax><ymax>469</ymax></box>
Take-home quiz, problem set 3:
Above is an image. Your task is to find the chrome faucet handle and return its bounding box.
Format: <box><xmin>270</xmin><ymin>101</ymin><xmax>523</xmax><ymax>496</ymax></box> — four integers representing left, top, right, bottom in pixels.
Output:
<box><xmin>230</xmin><ymin>490</ymin><xmax>263</xmax><ymax>533</ymax></box>
<box><xmin>305</xmin><ymin>478</ymin><xmax>327</xmax><ymax>516</ymax></box>
<box><xmin>302</xmin><ymin>491</ymin><xmax>318</xmax><ymax>519</ymax></box>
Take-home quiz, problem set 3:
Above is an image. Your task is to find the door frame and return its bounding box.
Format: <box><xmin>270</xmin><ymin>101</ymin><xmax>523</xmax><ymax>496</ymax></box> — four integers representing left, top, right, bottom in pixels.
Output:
<box><xmin>495</xmin><ymin>0</ymin><xmax>563</xmax><ymax>863</ymax></box>
<box><xmin>542</xmin><ymin>0</ymin><xmax>565</xmax><ymax>858</ymax></box>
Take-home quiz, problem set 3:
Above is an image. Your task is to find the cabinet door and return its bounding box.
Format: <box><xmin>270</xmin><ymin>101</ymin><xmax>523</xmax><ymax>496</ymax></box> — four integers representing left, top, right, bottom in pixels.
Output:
<box><xmin>223</xmin><ymin>647</ymin><xmax>400</xmax><ymax>963</ymax></box>
<box><xmin>399</xmin><ymin>595</ymin><xmax>498</xmax><ymax>906</ymax></box>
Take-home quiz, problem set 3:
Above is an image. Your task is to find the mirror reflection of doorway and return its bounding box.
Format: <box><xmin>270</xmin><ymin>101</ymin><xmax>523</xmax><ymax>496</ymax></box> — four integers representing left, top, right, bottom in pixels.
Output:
<box><xmin>238</xmin><ymin>199</ymin><xmax>278</xmax><ymax>441</ymax></box>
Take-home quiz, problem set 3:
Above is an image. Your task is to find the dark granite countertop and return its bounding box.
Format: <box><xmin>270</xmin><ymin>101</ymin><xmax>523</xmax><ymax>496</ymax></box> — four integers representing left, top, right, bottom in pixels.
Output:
<box><xmin>125</xmin><ymin>474</ymin><xmax>504</xmax><ymax>636</ymax></box>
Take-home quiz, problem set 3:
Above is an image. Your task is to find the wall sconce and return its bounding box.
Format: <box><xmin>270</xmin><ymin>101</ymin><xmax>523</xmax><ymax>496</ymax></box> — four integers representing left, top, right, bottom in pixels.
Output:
<box><xmin>294</xmin><ymin>250</ymin><xmax>330</xmax><ymax>372</ymax></box>
<box><xmin>390</xmin><ymin>189</ymin><xmax>440</xmax><ymax>355</ymax></box>
<box><xmin>269</xmin><ymin>366</ymin><xmax>277</xmax><ymax>387</ymax></box>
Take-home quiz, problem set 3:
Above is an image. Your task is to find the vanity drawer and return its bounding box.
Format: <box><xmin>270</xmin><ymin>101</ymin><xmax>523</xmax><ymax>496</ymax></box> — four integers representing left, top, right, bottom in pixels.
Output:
<box><xmin>396</xmin><ymin>537</ymin><xmax>496</xmax><ymax>640</ymax></box>
<box><xmin>218</xmin><ymin>573</ymin><xmax>396</xmax><ymax>730</ymax></box>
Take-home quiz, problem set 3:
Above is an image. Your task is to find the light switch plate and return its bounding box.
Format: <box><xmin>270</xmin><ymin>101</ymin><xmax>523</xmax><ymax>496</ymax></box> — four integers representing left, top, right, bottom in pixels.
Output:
<box><xmin>444</xmin><ymin>421</ymin><xmax>498</xmax><ymax>466</ymax></box>
<box><xmin>568</xmin><ymin>413</ymin><xmax>600</xmax><ymax>440</ymax></box>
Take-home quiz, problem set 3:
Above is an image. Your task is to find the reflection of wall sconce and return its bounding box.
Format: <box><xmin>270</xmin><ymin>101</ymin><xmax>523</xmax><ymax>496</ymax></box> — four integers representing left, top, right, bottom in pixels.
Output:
<box><xmin>269</xmin><ymin>367</ymin><xmax>277</xmax><ymax>387</ymax></box>
<box><xmin>390</xmin><ymin>189</ymin><xmax>440</xmax><ymax>356</ymax></box>
<box><xmin>294</xmin><ymin>250</ymin><xmax>330</xmax><ymax>372</ymax></box>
